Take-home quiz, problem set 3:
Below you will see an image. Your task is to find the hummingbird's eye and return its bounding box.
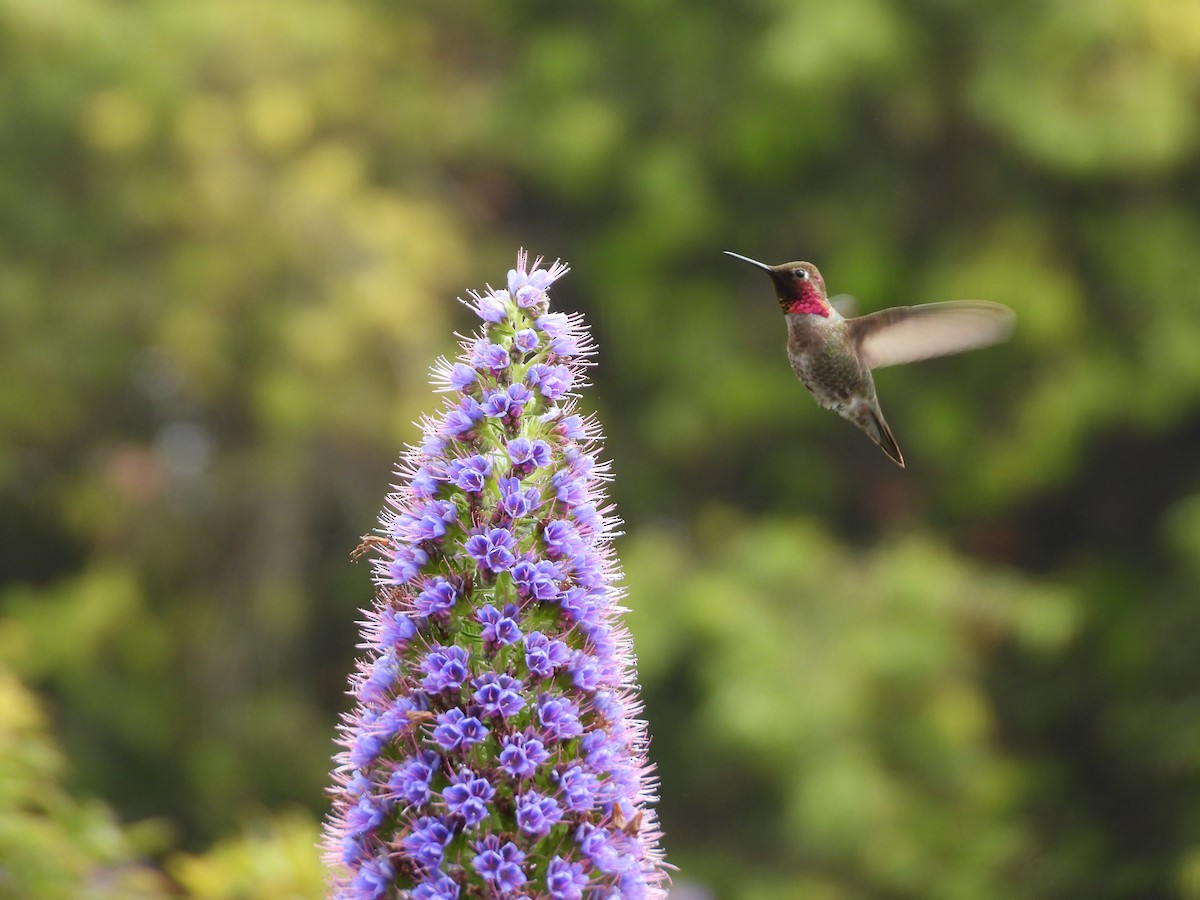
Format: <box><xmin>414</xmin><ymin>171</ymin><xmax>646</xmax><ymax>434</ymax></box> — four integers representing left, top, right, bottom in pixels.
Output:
<box><xmin>793</xmin><ymin>268</ymin><xmax>809</xmax><ymax>280</ymax></box>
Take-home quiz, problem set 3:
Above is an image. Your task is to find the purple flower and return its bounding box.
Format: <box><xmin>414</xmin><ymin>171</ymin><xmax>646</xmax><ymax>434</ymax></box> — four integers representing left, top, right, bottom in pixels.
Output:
<box><xmin>516</xmin><ymin>790</ymin><xmax>563</xmax><ymax>838</ymax></box>
<box><xmin>464</xmin><ymin>526</ymin><xmax>516</xmax><ymax>573</ymax></box>
<box><xmin>557</xmin><ymin>765</ymin><xmax>600</xmax><ymax>813</ymax></box>
<box><xmin>412</xmin><ymin>872</ymin><xmax>461</xmax><ymax>900</ymax></box>
<box><xmin>508</xmin><ymin>253</ymin><xmax>564</xmax><ymax>294</ymax></box>
<box><xmin>344</xmin><ymin>769</ymin><xmax>373</xmax><ymax>800</ymax></box>
<box><xmin>569</xmin><ymin>651</ymin><xmax>602</xmax><ymax>691</ymax></box>
<box><xmin>374</xmin><ymin>609</ymin><xmax>416</xmax><ymax>648</ymax></box>
<box><xmin>556</xmin><ymin>414</ymin><xmax>588</xmax><ymax>440</ymax></box>
<box><xmin>324</xmin><ymin>251</ymin><xmax>665</xmax><ymax>899</ymax></box>
<box><xmin>576</xmin><ymin>823</ymin><xmax>624</xmax><ymax>875</ymax></box>
<box><xmin>421</xmin><ymin>434</ymin><xmax>447</xmax><ymax>457</ymax></box>
<box><xmin>538</xmin><ymin>694</ymin><xmax>583</xmax><ymax>741</ymax></box>
<box><xmin>443</xmin><ymin>396</ymin><xmax>483</xmax><ymax>439</ymax></box>
<box><xmin>341</xmin><ymin>831</ymin><xmax>370</xmax><ymax>868</ymax></box>
<box><xmin>546</xmin><ymin>856</ymin><xmax>590</xmax><ymax>900</ymax></box>
<box><xmin>591</xmin><ymin>690</ymin><xmax>628</xmax><ymax>725</ymax></box>
<box><xmin>467</xmin><ymin>290</ymin><xmax>508</xmax><ymax>323</ymax></box>
<box><xmin>472</xmin><ymin>836</ymin><xmax>527</xmax><ymax>893</ymax></box>
<box><xmin>411</xmin><ymin>467</ymin><xmax>440</xmax><ymax>499</ymax></box>
<box><xmin>506</xmin><ymin>382</ymin><xmax>533</xmax><ymax>408</ymax></box>
<box><xmin>580</xmin><ymin>730</ymin><xmax>617</xmax><ymax>771</ymax></box>
<box><xmin>515</xmin><ymin>285</ymin><xmax>546</xmax><ymax>309</ymax></box>
<box><xmin>534</xmin><ymin>560</ymin><xmax>565</xmax><ymax>601</ymax></box>
<box><xmin>443</xmin><ymin>769</ymin><xmax>496</xmax><ymax>828</ymax></box>
<box><xmin>476</xmin><ymin>603</ymin><xmax>522</xmax><ymax>646</ymax></box>
<box><xmin>552</xmin><ymin>468</ymin><xmax>588</xmax><ymax>508</ymax></box>
<box><xmin>498</xmin><ymin>477</ymin><xmax>541</xmax><ymax>519</ymax></box>
<box><xmin>507</xmin><ymin>437</ymin><xmax>552</xmax><ymax>474</ymax></box>
<box><xmin>536</xmin><ymin>312</ymin><xmax>570</xmax><ymax>337</ymax></box>
<box><xmin>402</xmin><ymin>816</ymin><xmax>454</xmax><ymax>869</ymax></box>
<box><xmin>378</xmin><ymin>697</ymin><xmax>420</xmax><ymax>739</ymax></box>
<box><xmin>348</xmin><ymin>712</ymin><xmax>388</xmax><ymax>769</ymax></box>
<box><xmin>421</xmin><ymin>645</ymin><xmax>470</xmax><ymax>693</ymax></box>
<box><xmin>471</xmin><ymin>339</ymin><xmax>510</xmax><ymax>374</ymax></box>
<box><xmin>448</xmin><ymin>362</ymin><xmax>477</xmax><ymax>391</ymax></box>
<box><xmin>542</xmin><ymin>519</ymin><xmax>583</xmax><ymax>559</ymax></box>
<box><xmin>357</xmin><ymin>652</ymin><xmax>398</xmax><ymax>705</ymax></box>
<box><xmin>559</xmin><ymin>587</ymin><xmax>600</xmax><ymax>630</ymax></box>
<box><xmin>524</xmin><ymin>631</ymin><xmax>572</xmax><ymax>679</ymax></box>
<box><xmin>387</xmin><ymin>544</ymin><xmax>428</xmax><ymax>584</ymax></box>
<box><xmin>511</xmin><ymin>558</ymin><xmax>564</xmax><ymax>603</ymax></box>
<box><xmin>387</xmin><ymin>751</ymin><xmax>439</xmax><ymax>807</ymax></box>
<box><xmin>345</xmin><ymin>795</ymin><xmax>385</xmax><ymax>837</ymax></box>
<box><xmin>473</xmin><ymin>672</ymin><xmax>526</xmax><ymax>719</ymax></box>
<box><xmin>564</xmin><ymin>446</ymin><xmax>593</xmax><ymax>478</ymax></box>
<box><xmin>480</xmin><ymin>388</ymin><xmax>513</xmax><ymax>422</ymax></box>
<box><xmin>526</xmin><ymin>363</ymin><xmax>574</xmax><ymax>400</ymax></box>
<box><xmin>573</xmin><ymin>553</ymin><xmax>606</xmax><ymax>590</ymax></box>
<box><xmin>498</xmin><ymin>732</ymin><xmax>551</xmax><ymax>780</ymax></box>
<box><xmin>350</xmin><ymin>855</ymin><xmax>395</xmax><ymax>899</ymax></box>
<box><xmin>447</xmin><ymin>455</ymin><xmax>492</xmax><ymax>493</ymax></box>
<box><xmin>432</xmin><ymin>707</ymin><xmax>489</xmax><ymax>752</ymax></box>
<box><xmin>415</xmin><ymin>577</ymin><xmax>459</xmax><ymax>618</ymax></box>
<box><xmin>572</xmin><ymin>501</ymin><xmax>602</xmax><ymax>535</ymax></box>
<box><xmin>514</xmin><ymin>328</ymin><xmax>539</xmax><ymax>353</ymax></box>
<box><xmin>392</xmin><ymin>499</ymin><xmax>456</xmax><ymax>543</ymax></box>
<box><xmin>536</xmin><ymin>312</ymin><xmax>581</xmax><ymax>356</ymax></box>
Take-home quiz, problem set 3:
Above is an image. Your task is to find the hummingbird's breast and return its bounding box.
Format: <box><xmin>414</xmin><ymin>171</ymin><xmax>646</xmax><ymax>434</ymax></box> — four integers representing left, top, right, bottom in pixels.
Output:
<box><xmin>785</xmin><ymin>314</ymin><xmax>873</xmax><ymax>410</ymax></box>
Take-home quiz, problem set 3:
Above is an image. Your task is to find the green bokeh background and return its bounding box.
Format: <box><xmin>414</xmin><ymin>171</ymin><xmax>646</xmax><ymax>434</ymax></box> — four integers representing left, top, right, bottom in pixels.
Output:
<box><xmin>3</xmin><ymin>1</ymin><xmax>1200</xmax><ymax>897</ymax></box>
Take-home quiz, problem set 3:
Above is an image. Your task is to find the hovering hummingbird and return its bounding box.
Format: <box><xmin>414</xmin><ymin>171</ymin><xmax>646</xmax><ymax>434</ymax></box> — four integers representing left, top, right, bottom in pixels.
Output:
<box><xmin>725</xmin><ymin>251</ymin><xmax>1015</xmax><ymax>467</ymax></box>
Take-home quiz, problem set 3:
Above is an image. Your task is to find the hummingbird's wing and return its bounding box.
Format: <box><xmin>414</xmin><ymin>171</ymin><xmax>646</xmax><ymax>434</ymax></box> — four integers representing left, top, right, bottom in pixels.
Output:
<box><xmin>829</xmin><ymin>294</ymin><xmax>858</xmax><ymax>317</ymax></box>
<box><xmin>849</xmin><ymin>301</ymin><xmax>1015</xmax><ymax>369</ymax></box>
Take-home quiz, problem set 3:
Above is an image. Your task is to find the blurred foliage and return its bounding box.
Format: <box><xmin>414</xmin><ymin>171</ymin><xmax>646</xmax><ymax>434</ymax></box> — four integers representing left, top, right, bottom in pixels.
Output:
<box><xmin>2</xmin><ymin>0</ymin><xmax>1200</xmax><ymax>897</ymax></box>
<box><xmin>166</xmin><ymin>812</ymin><xmax>325</xmax><ymax>899</ymax></box>
<box><xmin>624</xmin><ymin>513</ymin><xmax>1079</xmax><ymax>899</ymax></box>
<box><xmin>0</xmin><ymin>663</ymin><xmax>169</xmax><ymax>898</ymax></box>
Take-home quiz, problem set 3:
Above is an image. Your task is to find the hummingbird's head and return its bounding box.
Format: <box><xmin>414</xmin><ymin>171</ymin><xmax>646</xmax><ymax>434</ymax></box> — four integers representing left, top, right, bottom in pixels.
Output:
<box><xmin>724</xmin><ymin>252</ymin><xmax>831</xmax><ymax>317</ymax></box>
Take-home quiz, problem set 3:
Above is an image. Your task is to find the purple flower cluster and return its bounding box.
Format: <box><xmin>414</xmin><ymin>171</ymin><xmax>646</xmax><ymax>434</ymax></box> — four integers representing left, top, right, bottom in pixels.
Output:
<box><xmin>324</xmin><ymin>251</ymin><xmax>666</xmax><ymax>899</ymax></box>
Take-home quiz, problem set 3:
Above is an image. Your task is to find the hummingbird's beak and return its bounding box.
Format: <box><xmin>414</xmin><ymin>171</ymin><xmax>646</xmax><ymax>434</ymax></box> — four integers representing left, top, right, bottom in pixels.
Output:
<box><xmin>723</xmin><ymin>250</ymin><xmax>773</xmax><ymax>271</ymax></box>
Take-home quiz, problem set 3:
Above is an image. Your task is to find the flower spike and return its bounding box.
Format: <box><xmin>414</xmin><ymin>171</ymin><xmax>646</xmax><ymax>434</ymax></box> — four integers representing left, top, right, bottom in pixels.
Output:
<box><xmin>324</xmin><ymin>250</ymin><xmax>667</xmax><ymax>899</ymax></box>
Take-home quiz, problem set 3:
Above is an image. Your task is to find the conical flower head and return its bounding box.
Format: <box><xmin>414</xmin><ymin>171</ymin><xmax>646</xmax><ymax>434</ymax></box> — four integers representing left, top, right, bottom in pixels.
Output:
<box><xmin>324</xmin><ymin>250</ymin><xmax>667</xmax><ymax>899</ymax></box>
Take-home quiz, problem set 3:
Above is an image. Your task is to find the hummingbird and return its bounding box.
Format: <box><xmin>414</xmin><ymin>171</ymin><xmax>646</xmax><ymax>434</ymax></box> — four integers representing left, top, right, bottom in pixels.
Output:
<box><xmin>725</xmin><ymin>251</ymin><xmax>1015</xmax><ymax>467</ymax></box>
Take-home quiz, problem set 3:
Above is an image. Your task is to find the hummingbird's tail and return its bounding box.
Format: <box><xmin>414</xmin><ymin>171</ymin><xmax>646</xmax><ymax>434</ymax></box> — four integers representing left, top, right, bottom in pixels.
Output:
<box><xmin>865</xmin><ymin>406</ymin><xmax>905</xmax><ymax>468</ymax></box>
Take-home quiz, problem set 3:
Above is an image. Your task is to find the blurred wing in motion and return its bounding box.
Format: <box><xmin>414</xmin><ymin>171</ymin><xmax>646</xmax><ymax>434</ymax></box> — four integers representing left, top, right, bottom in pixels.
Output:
<box><xmin>849</xmin><ymin>301</ymin><xmax>1015</xmax><ymax>369</ymax></box>
<box><xmin>829</xmin><ymin>293</ymin><xmax>858</xmax><ymax>317</ymax></box>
